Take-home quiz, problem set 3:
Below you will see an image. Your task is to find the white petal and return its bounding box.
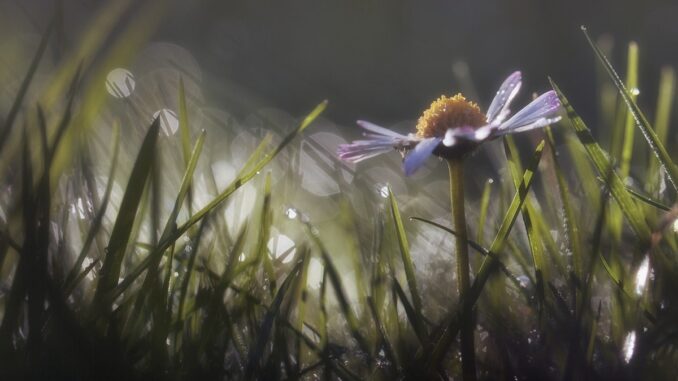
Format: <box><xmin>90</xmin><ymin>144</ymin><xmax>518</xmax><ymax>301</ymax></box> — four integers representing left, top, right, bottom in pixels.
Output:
<box><xmin>486</xmin><ymin>71</ymin><xmax>522</xmax><ymax>124</ymax></box>
<box><xmin>403</xmin><ymin>137</ymin><xmax>441</xmax><ymax>176</ymax></box>
<box><xmin>338</xmin><ymin>121</ymin><xmax>416</xmax><ymax>163</ymax></box>
<box><xmin>357</xmin><ymin>120</ymin><xmax>407</xmax><ymax>139</ymax></box>
<box><xmin>499</xmin><ymin>90</ymin><xmax>561</xmax><ymax>132</ymax></box>
<box><xmin>443</xmin><ymin>125</ymin><xmax>496</xmax><ymax>146</ymax></box>
<box><xmin>495</xmin><ymin>116</ymin><xmax>562</xmax><ymax>136</ymax></box>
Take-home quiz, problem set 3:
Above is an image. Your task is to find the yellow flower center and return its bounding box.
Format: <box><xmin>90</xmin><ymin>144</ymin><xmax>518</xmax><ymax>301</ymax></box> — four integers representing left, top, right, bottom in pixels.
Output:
<box><xmin>415</xmin><ymin>94</ymin><xmax>487</xmax><ymax>138</ymax></box>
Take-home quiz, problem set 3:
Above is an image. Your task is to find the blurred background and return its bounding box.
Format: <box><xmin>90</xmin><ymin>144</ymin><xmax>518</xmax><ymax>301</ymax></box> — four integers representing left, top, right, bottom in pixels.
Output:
<box><xmin>2</xmin><ymin>0</ymin><xmax>677</xmax><ymax>126</ymax></box>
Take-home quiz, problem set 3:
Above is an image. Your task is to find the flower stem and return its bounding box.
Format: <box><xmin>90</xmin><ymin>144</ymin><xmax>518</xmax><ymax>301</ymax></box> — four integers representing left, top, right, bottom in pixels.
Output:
<box><xmin>448</xmin><ymin>158</ymin><xmax>476</xmax><ymax>381</ymax></box>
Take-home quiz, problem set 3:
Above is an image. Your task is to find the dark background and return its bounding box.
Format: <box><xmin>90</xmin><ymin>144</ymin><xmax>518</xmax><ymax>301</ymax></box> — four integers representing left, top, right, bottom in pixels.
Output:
<box><xmin>167</xmin><ymin>0</ymin><xmax>678</xmax><ymax>128</ymax></box>
<box><xmin>8</xmin><ymin>0</ymin><xmax>678</xmax><ymax>129</ymax></box>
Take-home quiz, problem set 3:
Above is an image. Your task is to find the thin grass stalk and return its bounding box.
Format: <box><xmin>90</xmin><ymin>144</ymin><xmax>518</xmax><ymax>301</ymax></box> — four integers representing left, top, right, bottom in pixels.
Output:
<box><xmin>447</xmin><ymin>158</ymin><xmax>476</xmax><ymax>381</ymax></box>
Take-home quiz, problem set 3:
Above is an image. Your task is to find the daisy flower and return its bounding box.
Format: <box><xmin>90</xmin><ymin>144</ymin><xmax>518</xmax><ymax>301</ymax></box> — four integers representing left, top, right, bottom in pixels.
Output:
<box><xmin>337</xmin><ymin>71</ymin><xmax>562</xmax><ymax>175</ymax></box>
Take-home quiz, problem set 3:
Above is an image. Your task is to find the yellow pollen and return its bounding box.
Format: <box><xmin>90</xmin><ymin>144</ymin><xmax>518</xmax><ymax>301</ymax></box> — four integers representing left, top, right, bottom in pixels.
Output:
<box><xmin>415</xmin><ymin>94</ymin><xmax>487</xmax><ymax>138</ymax></box>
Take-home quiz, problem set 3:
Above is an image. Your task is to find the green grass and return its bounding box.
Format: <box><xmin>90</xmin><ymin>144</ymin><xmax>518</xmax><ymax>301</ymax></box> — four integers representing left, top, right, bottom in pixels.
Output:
<box><xmin>1</xmin><ymin>8</ymin><xmax>678</xmax><ymax>381</ymax></box>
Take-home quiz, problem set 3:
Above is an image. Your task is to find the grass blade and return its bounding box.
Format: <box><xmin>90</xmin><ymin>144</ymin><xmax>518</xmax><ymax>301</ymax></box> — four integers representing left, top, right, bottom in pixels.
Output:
<box><xmin>549</xmin><ymin>78</ymin><xmax>651</xmax><ymax>243</ymax></box>
<box><xmin>387</xmin><ymin>186</ymin><xmax>423</xmax><ymax>317</ymax></box>
<box><xmin>582</xmin><ymin>26</ymin><xmax>678</xmax><ymax>193</ymax></box>
<box><xmin>647</xmin><ymin>67</ymin><xmax>675</xmax><ymax>191</ymax></box>
<box><xmin>92</xmin><ymin>118</ymin><xmax>160</xmax><ymax>311</ymax></box>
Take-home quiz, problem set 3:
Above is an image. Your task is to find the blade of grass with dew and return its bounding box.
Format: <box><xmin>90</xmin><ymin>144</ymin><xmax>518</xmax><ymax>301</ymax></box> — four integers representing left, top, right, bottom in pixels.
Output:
<box><xmin>178</xmin><ymin>78</ymin><xmax>194</xmax><ymax>217</ymax></box>
<box><xmin>647</xmin><ymin>67</ymin><xmax>675</xmax><ymax>191</ymax></box>
<box><xmin>108</xmin><ymin>101</ymin><xmax>326</xmax><ymax>301</ymax></box>
<box><xmin>425</xmin><ymin>140</ymin><xmax>545</xmax><ymax>373</ymax></box>
<box><xmin>477</xmin><ymin>179</ymin><xmax>493</xmax><ymax>244</ymax></box>
<box><xmin>387</xmin><ymin>186</ymin><xmax>423</xmax><ymax>319</ymax></box>
<box><xmin>619</xmin><ymin>42</ymin><xmax>639</xmax><ymax>180</ymax></box>
<box><xmin>92</xmin><ymin>118</ymin><xmax>160</xmax><ymax>311</ymax></box>
<box><xmin>504</xmin><ymin>135</ymin><xmax>549</xmax><ymax>314</ymax></box>
<box><xmin>545</xmin><ymin>127</ymin><xmax>583</xmax><ymax>286</ymax></box>
<box><xmin>563</xmin><ymin>132</ymin><xmax>601</xmax><ymax>209</ymax></box>
<box><xmin>583</xmin><ymin>26</ymin><xmax>678</xmax><ymax>193</ymax></box>
<box><xmin>550</xmin><ymin>79</ymin><xmax>651</xmax><ymax>242</ymax></box>
<box><xmin>610</xmin><ymin>42</ymin><xmax>640</xmax><ymax>244</ymax></box>
<box><xmin>626</xmin><ymin>186</ymin><xmax>672</xmax><ymax>212</ymax></box>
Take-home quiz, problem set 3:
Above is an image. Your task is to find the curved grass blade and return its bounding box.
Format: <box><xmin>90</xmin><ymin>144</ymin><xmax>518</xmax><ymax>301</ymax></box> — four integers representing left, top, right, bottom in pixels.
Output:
<box><xmin>504</xmin><ymin>135</ymin><xmax>549</xmax><ymax>315</ymax></box>
<box><xmin>545</xmin><ymin>127</ymin><xmax>582</xmax><ymax>286</ymax></box>
<box><xmin>647</xmin><ymin>67</ymin><xmax>675</xmax><ymax>190</ymax></box>
<box><xmin>387</xmin><ymin>186</ymin><xmax>423</xmax><ymax>316</ymax></box>
<box><xmin>619</xmin><ymin>42</ymin><xmax>639</xmax><ymax>180</ymax></box>
<box><xmin>549</xmin><ymin>78</ymin><xmax>651</xmax><ymax>243</ymax></box>
<box><xmin>93</xmin><ymin>118</ymin><xmax>160</xmax><ymax>311</ymax></box>
<box><xmin>626</xmin><ymin>186</ymin><xmax>671</xmax><ymax>212</ymax></box>
<box><xmin>476</xmin><ymin>179</ymin><xmax>493</xmax><ymax>244</ymax></box>
<box><xmin>582</xmin><ymin>26</ymin><xmax>678</xmax><ymax>193</ymax></box>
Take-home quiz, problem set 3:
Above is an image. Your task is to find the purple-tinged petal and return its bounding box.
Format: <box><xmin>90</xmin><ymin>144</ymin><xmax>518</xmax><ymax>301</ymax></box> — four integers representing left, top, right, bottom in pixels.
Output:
<box><xmin>338</xmin><ymin>121</ymin><xmax>417</xmax><ymax>163</ymax></box>
<box><xmin>403</xmin><ymin>137</ymin><xmax>441</xmax><ymax>176</ymax></box>
<box><xmin>337</xmin><ymin>139</ymin><xmax>395</xmax><ymax>163</ymax></box>
<box><xmin>357</xmin><ymin>120</ymin><xmax>407</xmax><ymax>139</ymax></box>
<box><xmin>486</xmin><ymin>71</ymin><xmax>522</xmax><ymax>124</ymax></box>
<box><xmin>498</xmin><ymin>90</ymin><xmax>561</xmax><ymax>133</ymax></box>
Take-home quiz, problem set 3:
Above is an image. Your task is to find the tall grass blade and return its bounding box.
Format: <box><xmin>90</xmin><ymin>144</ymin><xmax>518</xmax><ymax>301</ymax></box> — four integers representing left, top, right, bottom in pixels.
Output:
<box><xmin>582</xmin><ymin>26</ymin><xmax>678</xmax><ymax>193</ymax></box>
<box><xmin>549</xmin><ymin>78</ymin><xmax>651</xmax><ymax>242</ymax></box>
<box><xmin>93</xmin><ymin>118</ymin><xmax>160</xmax><ymax>311</ymax></box>
<box><xmin>387</xmin><ymin>187</ymin><xmax>423</xmax><ymax>316</ymax></box>
<box><xmin>619</xmin><ymin>42</ymin><xmax>639</xmax><ymax>180</ymax></box>
<box><xmin>648</xmin><ymin>67</ymin><xmax>675</xmax><ymax>191</ymax></box>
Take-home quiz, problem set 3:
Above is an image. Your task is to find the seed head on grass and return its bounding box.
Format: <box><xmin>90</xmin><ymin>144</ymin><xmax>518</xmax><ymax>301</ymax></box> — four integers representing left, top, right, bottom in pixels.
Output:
<box><xmin>337</xmin><ymin>71</ymin><xmax>562</xmax><ymax>174</ymax></box>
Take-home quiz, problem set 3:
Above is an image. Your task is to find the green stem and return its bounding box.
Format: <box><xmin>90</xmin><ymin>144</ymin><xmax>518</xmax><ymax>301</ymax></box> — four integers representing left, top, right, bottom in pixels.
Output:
<box><xmin>448</xmin><ymin>158</ymin><xmax>476</xmax><ymax>381</ymax></box>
